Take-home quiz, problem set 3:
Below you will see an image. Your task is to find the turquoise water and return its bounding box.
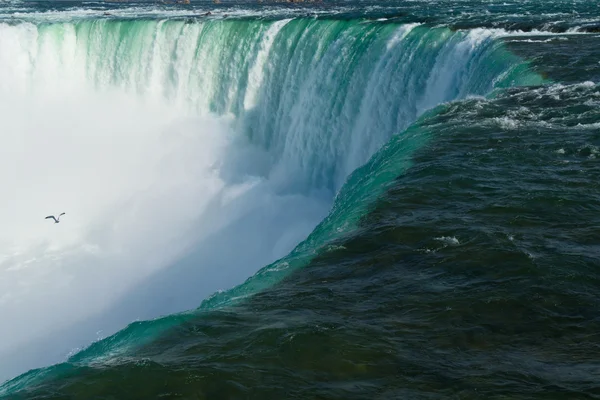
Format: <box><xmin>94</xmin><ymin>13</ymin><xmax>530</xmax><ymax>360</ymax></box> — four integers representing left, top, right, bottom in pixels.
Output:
<box><xmin>0</xmin><ymin>1</ymin><xmax>598</xmax><ymax>398</ymax></box>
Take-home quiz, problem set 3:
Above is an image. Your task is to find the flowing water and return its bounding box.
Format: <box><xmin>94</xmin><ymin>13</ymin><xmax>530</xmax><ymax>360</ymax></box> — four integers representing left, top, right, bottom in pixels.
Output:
<box><xmin>0</xmin><ymin>0</ymin><xmax>599</xmax><ymax>398</ymax></box>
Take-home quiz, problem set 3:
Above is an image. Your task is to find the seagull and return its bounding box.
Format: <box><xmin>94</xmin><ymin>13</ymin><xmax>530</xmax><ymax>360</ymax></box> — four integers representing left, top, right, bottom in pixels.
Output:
<box><xmin>45</xmin><ymin>213</ymin><xmax>66</xmax><ymax>224</ymax></box>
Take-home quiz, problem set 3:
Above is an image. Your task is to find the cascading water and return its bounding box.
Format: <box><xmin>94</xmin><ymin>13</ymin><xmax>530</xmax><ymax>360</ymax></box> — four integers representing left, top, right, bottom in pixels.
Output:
<box><xmin>0</xmin><ymin>16</ymin><xmax>542</xmax><ymax>385</ymax></box>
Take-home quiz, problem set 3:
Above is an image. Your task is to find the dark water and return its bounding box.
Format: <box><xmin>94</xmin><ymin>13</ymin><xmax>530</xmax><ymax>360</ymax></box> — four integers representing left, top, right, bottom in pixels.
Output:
<box><xmin>1</xmin><ymin>0</ymin><xmax>600</xmax><ymax>398</ymax></box>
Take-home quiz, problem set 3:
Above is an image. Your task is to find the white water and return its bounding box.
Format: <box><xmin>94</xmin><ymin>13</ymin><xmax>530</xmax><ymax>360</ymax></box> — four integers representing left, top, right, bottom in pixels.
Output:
<box><xmin>0</xmin><ymin>22</ymin><xmax>331</xmax><ymax>383</ymax></box>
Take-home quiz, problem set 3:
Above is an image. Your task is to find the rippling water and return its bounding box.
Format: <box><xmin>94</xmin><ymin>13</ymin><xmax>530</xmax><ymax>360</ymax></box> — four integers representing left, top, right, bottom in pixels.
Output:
<box><xmin>0</xmin><ymin>0</ymin><xmax>599</xmax><ymax>398</ymax></box>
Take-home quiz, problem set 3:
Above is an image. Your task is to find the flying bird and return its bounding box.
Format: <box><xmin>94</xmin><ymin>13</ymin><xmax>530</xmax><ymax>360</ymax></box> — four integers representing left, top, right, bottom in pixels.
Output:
<box><xmin>45</xmin><ymin>213</ymin><xmax>66</xmax><ymax>224</ymax></box>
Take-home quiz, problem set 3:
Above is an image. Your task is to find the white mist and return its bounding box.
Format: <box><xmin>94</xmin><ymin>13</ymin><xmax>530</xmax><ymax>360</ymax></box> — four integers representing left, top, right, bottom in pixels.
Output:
<box><xmin>0</xmin><ymin>49</ymin><xmax>329</xmax><ymax>384</ymax></box>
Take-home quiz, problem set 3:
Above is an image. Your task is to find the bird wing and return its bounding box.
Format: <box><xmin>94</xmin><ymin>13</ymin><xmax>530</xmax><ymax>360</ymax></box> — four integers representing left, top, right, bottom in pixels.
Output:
<box><xmin>45</xmin><ymin>216</ymin><xmax>57</xmax><ymax>222</ymax></box>
<box><xmin>59</xmin><ymin>212</ymin><xmax>66</xmax><ymax>217</ymax></box>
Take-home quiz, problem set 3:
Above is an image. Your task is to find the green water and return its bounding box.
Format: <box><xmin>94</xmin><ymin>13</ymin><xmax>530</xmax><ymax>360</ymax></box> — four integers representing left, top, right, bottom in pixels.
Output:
<box><xmin>0</xmin><ymin>0</ymin><xmax>599</xmax><ymax>398</ymax></box>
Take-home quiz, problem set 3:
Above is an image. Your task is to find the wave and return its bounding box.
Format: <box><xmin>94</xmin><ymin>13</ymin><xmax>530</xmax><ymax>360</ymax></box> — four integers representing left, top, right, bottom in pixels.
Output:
<box><xmin>0</xmin><ymin>17</ymin><xmax>542</xmax><ymax>389</ymax></box>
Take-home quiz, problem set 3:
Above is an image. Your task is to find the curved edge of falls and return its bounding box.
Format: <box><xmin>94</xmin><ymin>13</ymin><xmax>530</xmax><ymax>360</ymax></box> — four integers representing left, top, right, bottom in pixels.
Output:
<box><xmin>0</xmin><ymin>17</ymin><xmax>544</xmax><ymax>393</ymax></box>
